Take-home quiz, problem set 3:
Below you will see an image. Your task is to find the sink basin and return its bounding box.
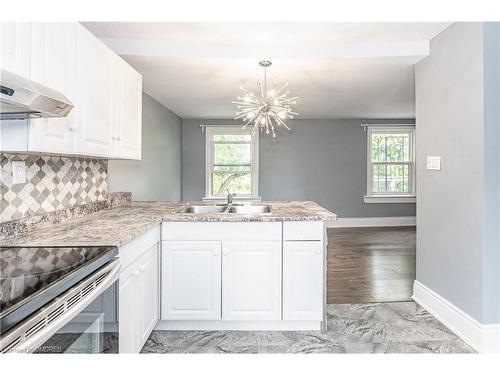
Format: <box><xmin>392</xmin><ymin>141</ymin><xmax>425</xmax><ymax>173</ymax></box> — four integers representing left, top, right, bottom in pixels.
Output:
<box><xmin>179</xmin><ymin>205</ymin><xmax>227</xmax><ymax>213</ymax></box>
<box><xmin>179</xmin><ymin>204</ymin><xmax>272</xmax><ymax>214</ymax></box>
<box><xmin>227</xmin><ymin>205</ymin><xmax>272</xmax><ymax>214</ymax></box>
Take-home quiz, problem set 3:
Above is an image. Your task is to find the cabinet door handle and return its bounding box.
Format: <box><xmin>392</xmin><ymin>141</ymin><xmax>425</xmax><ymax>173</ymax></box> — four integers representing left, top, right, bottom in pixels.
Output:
<box><xmin>223</xmin><ymin>249</ymin><xmax>229</xmax><ymax>256</ymax></box>
<box><xmin>213</xmin><ymin>249</ymin><xmax>219</xmax><ymax>256</ymax></box>
<box><xmin>133</xmin><ymin>269</ymin><xmax>141</xmax><ymax>277</ymax></box>
<box><xmin>316</xmin><ymin>248</ymin><xmax>322</xmax><ymax>255</ymax></box>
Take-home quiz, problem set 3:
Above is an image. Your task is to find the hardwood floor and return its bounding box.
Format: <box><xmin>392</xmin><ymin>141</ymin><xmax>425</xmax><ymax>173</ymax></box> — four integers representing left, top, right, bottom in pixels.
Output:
<box><xmin>327</xmin><ymin>226</ymin><xmax>416</xmax><ymax>304</ymax></box>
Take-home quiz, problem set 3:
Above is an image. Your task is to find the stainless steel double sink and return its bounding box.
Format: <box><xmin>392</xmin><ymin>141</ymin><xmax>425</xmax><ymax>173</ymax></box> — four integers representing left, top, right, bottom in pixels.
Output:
<box><xmin>178</xmin><ymin>204</ymin><xmax>272</xmax><ymax>214</ymax></box>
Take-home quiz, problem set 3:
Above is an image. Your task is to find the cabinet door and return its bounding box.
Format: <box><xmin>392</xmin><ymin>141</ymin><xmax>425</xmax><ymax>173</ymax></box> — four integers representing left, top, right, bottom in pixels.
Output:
<box><xmin>137</xmin><ymin>244</ymin><xmax>159</xmax><ymax>347</ymax></box>
<box><xmin>119</xmin><ymin>267</ymin><xmax>138</xmax><ymax>353</ymax></box>
<box><xmin>28</xmin><ymin>23</ymin><xmax>77</xmax><ymax>154</ymax></box>
<box><xmin>114</xmin><ymin>60</ymin><xmax>142</xmax><ymax>159</ymax></box>
<box><xmin>0</xmin><ymin>23</ymin><xmax>30</xmax><ymax>77</ymax></box>
<box><xmin>162</xmin><ymin>241</ymin><xmax>221</xmax><ymax>320</ymax></box>
<box><xmin>75</xmin><ymin>24</ymin><xmax>116</xmax><ymax>157</ymax></box>
<box><xmin>283</xmin><ymin>241</ymin><xmax>324</xmax><ymax>321</ymax></box>
<box><xmin>222</xmin><ymin>241</ymin><xmax>281</xmax><ymax>321</ymax></box>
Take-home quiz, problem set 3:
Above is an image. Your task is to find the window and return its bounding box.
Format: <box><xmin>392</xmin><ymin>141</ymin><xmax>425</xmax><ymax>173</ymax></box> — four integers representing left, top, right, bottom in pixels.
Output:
<box><xmin>205</xmin><ymin>126</ymin><xmax>259</xmax><ymax>199</ymax></box>
<box><xmin>364</xmin><ymin>126</ymin><xmax>416</xmax><ymax>203</ymax></box>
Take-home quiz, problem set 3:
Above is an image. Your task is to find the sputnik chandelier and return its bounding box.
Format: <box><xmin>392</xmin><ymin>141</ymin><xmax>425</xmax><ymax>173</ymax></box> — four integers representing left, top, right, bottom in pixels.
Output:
<box><xmin>233</xmin><ymin>60</ymin><xmax>298</xmax><ymax>137</ymax></box>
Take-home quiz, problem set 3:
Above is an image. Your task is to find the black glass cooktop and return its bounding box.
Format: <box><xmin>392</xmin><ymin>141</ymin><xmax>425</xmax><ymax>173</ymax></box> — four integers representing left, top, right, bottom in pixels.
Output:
<box><xmin>0</xmin><ymin>245</ymin><xmax>118</xmax><ymax>335</ymax></box>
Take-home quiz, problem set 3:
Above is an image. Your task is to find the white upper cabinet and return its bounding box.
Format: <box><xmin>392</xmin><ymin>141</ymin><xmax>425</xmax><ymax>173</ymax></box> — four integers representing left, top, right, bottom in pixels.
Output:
<box><xmin>0</xmin><ymin>23</ymin><xmax>31</xmax><ymax>76</ymax></box>
<box><xmin>0</xmin><ymin>22</ymin><xmax>142</xmax><ymax>159</ymax></box>
<box><xmin>222</xmin><ymin>241</ymin><xmax>282</xmax><ymax>321</ymax></box>
<box><xmin>74</xmin><ymin>24</ymin><xmax>116</xmax><ymax>157</ymax></box>
<box><xmin>113</xmin><ymin>60</ymin><xmax>142</xmax><ymax>160</ymax></box>
<box><xmin>28</xmin><ymin>23</ymin><xmax>77</xmax><ymax>154</ymax></box>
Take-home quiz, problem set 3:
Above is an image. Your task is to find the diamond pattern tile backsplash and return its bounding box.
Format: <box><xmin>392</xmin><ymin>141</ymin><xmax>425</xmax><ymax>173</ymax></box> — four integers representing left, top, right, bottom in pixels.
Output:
<box><xmin>1</xmin><ymin>153</ymin><xmax>108</xmax><ymax>223</ymax></box>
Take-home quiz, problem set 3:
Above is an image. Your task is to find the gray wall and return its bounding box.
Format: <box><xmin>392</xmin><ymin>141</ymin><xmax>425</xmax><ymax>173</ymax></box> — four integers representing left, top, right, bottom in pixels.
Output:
<box><xmin>182</xmin><ymin>118</ymin><xmax>416</xmax><ymax>218</ymax></box>
<box><xmin>415</xmin><ymin>22</ymin><xmax>499</xmax><ymax>324</ymax></box>
<box><xmin>482</xmin><ymin>22</ymin><xmax>500</xmax><ymax>325</ymax></box>
<box><xmin>108</xmin><ymin>93</ymin><xmax>182</xmax><ymax>201</ymax></box>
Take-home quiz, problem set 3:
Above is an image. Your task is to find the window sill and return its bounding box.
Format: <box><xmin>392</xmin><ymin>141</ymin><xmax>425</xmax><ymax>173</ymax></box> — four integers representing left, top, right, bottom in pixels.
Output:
<box><xmin>364</xmin><ymin>195</ymin><xmax>416</xmax><ymax>204</ymax></box>
<box><xmin>202</xmin><ymin>196</ymin><xmax>262</xmax><ymax>202</ymax></box>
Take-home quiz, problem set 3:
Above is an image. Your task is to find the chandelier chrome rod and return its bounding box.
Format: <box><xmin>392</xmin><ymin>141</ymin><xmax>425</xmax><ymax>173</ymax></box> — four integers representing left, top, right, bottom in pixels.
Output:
<box><xmin>233</xmin><ymin>60</ymin><xmax>297</xmax><ymax>138</ymax></box>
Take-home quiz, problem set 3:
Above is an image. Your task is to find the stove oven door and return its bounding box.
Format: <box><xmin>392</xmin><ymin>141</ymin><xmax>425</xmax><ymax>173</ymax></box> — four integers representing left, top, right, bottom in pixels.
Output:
<box><xmin>1</xmin><ymin>260</ymin><xmax>120</xmax><ymax>354</ymax></box>
<box><xmin>35</xmin><ymin>282</ymin><xmax>119</xmax><ymax>354</ymax></box>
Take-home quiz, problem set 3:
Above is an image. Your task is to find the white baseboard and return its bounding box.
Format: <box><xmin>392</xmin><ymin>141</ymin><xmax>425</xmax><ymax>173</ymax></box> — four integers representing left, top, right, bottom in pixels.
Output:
<box><xmin>327</xmin><ymin>216</ymin><xmax>416</xmax><ymax>228</ymax></box>
<box><xmin>155</xmin><ymin>320</ymin><xmax>321</xmax><ymax>331</ymax></box>
<box><xmin>412</xmin><ymin>280</ymin><xmax>500</xmax><ymax>353</ymax></box>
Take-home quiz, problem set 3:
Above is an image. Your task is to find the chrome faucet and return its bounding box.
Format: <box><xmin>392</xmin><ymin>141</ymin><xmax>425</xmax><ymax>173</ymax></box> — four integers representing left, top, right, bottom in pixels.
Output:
<box><xmin>227</xmin><ymin>192</ymin><xmax>237</xmax><ymax>206</ymax></box>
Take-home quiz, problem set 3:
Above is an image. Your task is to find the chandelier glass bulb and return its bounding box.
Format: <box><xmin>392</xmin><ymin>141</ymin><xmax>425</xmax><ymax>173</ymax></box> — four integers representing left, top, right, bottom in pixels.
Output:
<box><xmin>233</xmin><ymin>60</ymin><xmax>298</xmax><ymax>138</ymax></box>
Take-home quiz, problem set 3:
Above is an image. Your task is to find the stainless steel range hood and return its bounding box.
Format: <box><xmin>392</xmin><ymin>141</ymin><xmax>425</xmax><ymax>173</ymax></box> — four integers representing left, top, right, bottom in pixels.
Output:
<box><xmin>0</xmin><ymin>70</ymin><xmax>74</xmax><ymax>120</ymax></box>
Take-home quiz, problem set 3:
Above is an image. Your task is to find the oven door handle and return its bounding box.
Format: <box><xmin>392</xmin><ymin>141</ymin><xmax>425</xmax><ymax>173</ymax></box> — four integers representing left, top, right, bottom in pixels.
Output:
<box><xmin>1</xmin><ymin>259</ymin><xmax>121</xmax><ymax>353</ymax></box>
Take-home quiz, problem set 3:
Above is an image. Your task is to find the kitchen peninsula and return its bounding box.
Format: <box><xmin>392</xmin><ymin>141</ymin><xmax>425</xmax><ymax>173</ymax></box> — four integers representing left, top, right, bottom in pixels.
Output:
<box><xmin>1</xmin><ymin>199</ymin><xmax>336</xmax><ymax>353</ymax></box>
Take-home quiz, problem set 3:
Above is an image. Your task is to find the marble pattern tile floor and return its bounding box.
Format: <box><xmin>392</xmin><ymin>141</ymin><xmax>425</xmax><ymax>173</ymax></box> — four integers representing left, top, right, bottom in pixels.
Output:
<box><xmin>141</xmin><ymin>302</ymin><xmax>475</xmax><ymax>354</ymax></box>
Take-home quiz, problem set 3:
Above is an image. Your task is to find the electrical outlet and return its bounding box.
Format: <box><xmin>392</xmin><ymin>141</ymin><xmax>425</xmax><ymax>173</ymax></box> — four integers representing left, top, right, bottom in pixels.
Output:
<box><xmin>426</xmin><ymin>156</ymin><xmax>441</xmax><ymax>171</ymax></box>
<box><xmin>11</xmin><ymin>160</ymin><xmax>26</xmax><ymax>184</ymax></box>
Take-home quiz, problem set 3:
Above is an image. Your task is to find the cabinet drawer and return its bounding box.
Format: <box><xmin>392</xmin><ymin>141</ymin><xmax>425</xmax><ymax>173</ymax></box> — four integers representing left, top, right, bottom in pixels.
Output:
<box><xmin>283</xmin><ymin>221</ymin><xmax>324</xmax><ymax>241</ymax></box>
<box><xmin>119</xmin><ymin>225</ymin><xmax>160</xmax><ymax>271</ymax></box>
<box><xmin>162</xmin><ymin>222</ymin><xmax>282</xmax><ymax>241</ymax></box>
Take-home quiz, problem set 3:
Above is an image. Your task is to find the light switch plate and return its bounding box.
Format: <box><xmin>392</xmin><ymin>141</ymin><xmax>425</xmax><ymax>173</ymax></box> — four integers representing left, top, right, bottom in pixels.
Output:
<box><xmin>11</xmin><ymin>160</ymin><xmax>26</xmax><ymax>184</ymax></box>
<box><xmin>426</xmin><ymin>156</ymin><xmax>441</xmax><ymax>171</ymax></box>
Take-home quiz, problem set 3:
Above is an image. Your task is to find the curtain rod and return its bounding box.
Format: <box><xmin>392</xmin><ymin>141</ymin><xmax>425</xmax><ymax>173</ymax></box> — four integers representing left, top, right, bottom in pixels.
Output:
<box><xmin>200</xmin><ymin>124</ymin><xmax>242</xmax><ymax>132</ymax></box>
<box><xmin>361</xmin><ymin>123</ymin><xmax>416</xmax><ymax>131</ymax></box>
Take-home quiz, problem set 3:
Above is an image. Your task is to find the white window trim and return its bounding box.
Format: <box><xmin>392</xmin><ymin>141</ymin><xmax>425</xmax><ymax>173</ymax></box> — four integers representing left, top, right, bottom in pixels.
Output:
<box><xmin>364</xmin><ymin>125</ymin><xmax>416</xmax><ymax>204</ymax></box>
<box><xmin>204</xmin><ymin>126</ymin><xmax>259</xmax><ymax>200</ymax></box>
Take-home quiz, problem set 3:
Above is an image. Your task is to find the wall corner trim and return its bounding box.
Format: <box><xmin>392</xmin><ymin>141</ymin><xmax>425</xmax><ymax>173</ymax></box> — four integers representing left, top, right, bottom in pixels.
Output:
<box><xmin>327</xmin><ymin>216</ymin><xmax>416</xmax><ymax>228</ymax></box>
<box><xmin>412</xmin><ymin>280</ymin><xmax>500</xmax><ymax>353</ymax></box>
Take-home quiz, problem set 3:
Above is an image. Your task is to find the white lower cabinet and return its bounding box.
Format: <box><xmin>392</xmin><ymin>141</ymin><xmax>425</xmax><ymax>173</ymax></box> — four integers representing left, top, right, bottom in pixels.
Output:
<box><xmin>159</xmin><ymin>222</ymin><xmax>325</xmax><ymax>330</ymax></box>
<box><xmin>161</xmin><ymin>240</ymin><xmax>282</xmax><ymax>322</ymax></box>
<box><xmin>222</xmin><ymin>241</ymin><xmax>281</xmax><ymax>321</ymax></box>
<box><xmin>283</xmin><ymin>241</ymin><xmax>323</xmax><ymax>321</ymax></box>
<box><xmin>162</xmin><ymin>241</ymin><xmax>221</xmax><ymax>320</ymax></box>
<box><xmin>138</xmin><ymin>245</ymin><xmax>160</xmax><ymax>345</ymax></box>
<box><xmin>119</xmin><ymin>241</ymin><xmax>159</xmax><ymax>353</ymax></box>
<box><xmin>118</xmin><ymin>265</ymin><xmax>137</xmax><ymax>353</ymax></box>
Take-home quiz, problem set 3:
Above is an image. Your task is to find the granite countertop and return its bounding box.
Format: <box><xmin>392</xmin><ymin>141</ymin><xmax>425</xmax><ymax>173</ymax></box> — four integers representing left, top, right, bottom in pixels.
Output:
<box><xmin>0</xmin><ymin>201</ymin><xmax>336</xmax><ymax>248</ymax></box>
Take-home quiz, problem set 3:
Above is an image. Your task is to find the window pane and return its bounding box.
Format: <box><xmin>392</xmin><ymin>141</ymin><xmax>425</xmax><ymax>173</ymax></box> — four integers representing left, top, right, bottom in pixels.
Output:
<box><xmin>371</xmin><ymin>133</ymin><xmax>410</xmax><ymax>162</ymax></box>
<box><xmin>212</xmin><ymin>166</ymin><xmax>251</xmax><ymax>195</ymax></box>
<box><xmin>214</xmin><ymin>143</ymin><xmax>251</xmax><ymax>165</ymax></box>
<box><xmin>372</xmin><ymin>164</ymin><xmax>409</xmax><ymax>193</ymax></box>
<box><xmin>214</xmin><ymin>134</ymin><xmax>252</xmax><ymax>142</ymax></box>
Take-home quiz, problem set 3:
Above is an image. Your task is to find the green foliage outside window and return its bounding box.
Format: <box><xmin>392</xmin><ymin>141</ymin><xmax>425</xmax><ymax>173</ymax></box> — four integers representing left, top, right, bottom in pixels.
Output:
<box><xmin>212</xmin><ymin>136</ymin><xmax>252</xmax><ymax>195</ymax></box>
<box><xmin>371</xmin><ymin>133</ymin><xmax>410</xmax><ymax>193</ymax></box>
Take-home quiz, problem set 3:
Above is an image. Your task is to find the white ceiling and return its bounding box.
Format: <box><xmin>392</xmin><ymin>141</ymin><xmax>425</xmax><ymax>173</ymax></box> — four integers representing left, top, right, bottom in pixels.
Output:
<box><xmin>83</xmin><ymin>22</ymin><xmax>451</xmax><ymax>119</ymax></box>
